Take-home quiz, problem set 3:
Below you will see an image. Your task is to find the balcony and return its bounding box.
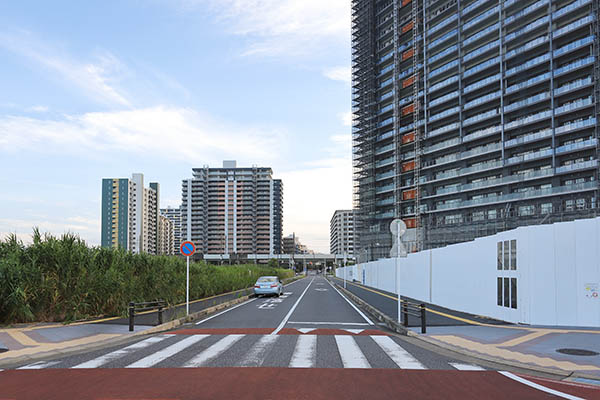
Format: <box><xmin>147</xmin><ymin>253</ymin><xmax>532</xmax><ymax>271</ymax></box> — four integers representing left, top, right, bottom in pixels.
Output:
<box><xmin>504</xmin><ymin>110</ymin><xmax>552</xmax><ymax>131</ymax></box>
<box><xmin>505</xmin><ymin>53</ymin><xmax>550</xmax><ymax>77</ymax></box>
<box><xmin>463</xmin><ymin>73</ymin><xmax>501</xmax><ymax>94</ymax></box>
<box><xmin>429</xmin><ymin>13</ymin><xmax>458</xmax><ymax>36</ymax></box>
<box><xmin>463</xmin><ymin>39</ymin><xmax>500</xmax><ymax>63</ymax></box>
<box><xmin>463</xmin><ymin>22</ymin><xmax>499</xmax><ymax>48</ymax></box>
<box><xmin>555</xmin><ymin>97</ymin><xmax>594</xmax><ymax>116</ymax></box>
<box><xmin>375</xmin><ymin>143</ymin><xmax>395</xmax><ymax>155</ymax></box>
<box><xmin>428</xmin><ymin>74</ymin><xmax>459</xmax><ymax>93</ymax></box>
<box><xmin>463</xmin><ymin>90</ymin><xmax>501</xmax><ymax>110</ymax></box>
<box><xmin>504</xmin><ymin>128</ymin><xmax>553</xmax><ymax>148</ymax></box>
<box><xmin>505</xmin><ymin>72</ymin><xmax>551</xmax><ymax>94</ymax></box>
<box><xmin>554</xmin><ymin>36</ymin><xmax>595</xmax><ymax>59</ymax></box>
<box><xmin>554</xmin><ymin>77</ymin><xmax>593</xmax><ymax>97</ymax></box>
<box><xmin>556</xmin><ymin>138</ymin><xmax>597</xmax><ymax>155</ymax></box>
<box><xmin>462</xmin><ymin>125</ymin><xmax>501</xmax><ymax>142</ymax></box>
<box><xmin>505</xmin><ymin>36</ymin><xmax>549</xmax><ymax>60</ymax></box>
<box><xmin>428</xmin><ymin>29</ymin><xmax>458</xmax><ymax>51</ymax></box>
<box><xmin>376</xmin><ymin>184</ymin><xmax>395</xmax><ymax>194</ymax></box>
<box><xmin>463</xmin><ymin>108</ymin><xmax>499</xmax><ymax>127</ymax></box>
<box><xmin>376</xmin><ymin>171</ymin><xmax>395</xmax><ymax>181</ymax></box>
<box><xmin>423</xmin><ymin>137</ymin><xmax>461</xmax><ymax>154</ymax></box>
<box><xmin>463</xmin><ymin>56</ymin><xmax>500</xmax><ymax>78</ymax></box>
<box><xmin>553</xmin><ymin>0</ymin><xmax>592</xmax><ymax>20</ymax></box>
<box><xmin>556</xmin><ymin>160</ymin><xmax>598</xmax><ymax>174</ymax></box>
<box><xmin>553</xmin><ymin>56</ymin><xmax>595</xmax><ymax>78</ymax></box>
<box><xmin>505</xmin><ymin>16</ymin><xmax>549</xmax><ymax>43</ymax></box>
<box><xmin>375</xmin><ymin>157</ymin><xmax>396</xmax><ymax>168</ymax></box>
<box><xmin>506</xmin><ymin>148</ymin><xmax>553</xmax><ymax>165</ymax></box>
<box><xmin>505</xmin><ymin>0</ymin><xmax>548</xmax><ymax>26</ymax></box>
<box><xmin>553</xmin><ymin>15</ymin><xmax>595</xmax><ymax>39</ymax></box>
<box><xmin>427</xmin><ymin>122</ymin><xmax>459</xmax><ymax>138</ymax></box>
<box><xmin>428</xmin><ymin>44</ymin><xmax>458</xmax><ymax>65</ymax></box>
<box><xmin>555</xmin><ymin>117</ymin><xmax>596</xmax><ymax>135</ymax></box>
<box><xmin>463</xmin><ymin>5</ymin><xmax>499</xmax><ymax>32</ymax></box>
<box><xmin>504</xmin><ymin>92</ymin><xmax>550</xmax><ymax>113</ymax></box>
<box><xmin>429</xmin><ymin>106</ymin><xmax>460</xmax><ymax>123</ymax></box>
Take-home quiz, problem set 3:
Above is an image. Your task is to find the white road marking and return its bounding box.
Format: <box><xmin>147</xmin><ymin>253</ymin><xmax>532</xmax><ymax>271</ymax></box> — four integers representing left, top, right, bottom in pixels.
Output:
<box><xmin>195</xmin><ymin>299</ymin><xmax>256</xmax><ymax>325</ymax></box>
<box><xmin>271</xmin><ymin>278</ymin><xmax>315</xmax><ymax>335</ymax></box>
<box><xmin>289</xmin><ymin>335</ymin><xmax>317</xmax><ymax>368</ymax></box>
<box><xmin>344</xmin><ymin>329</ymin><xmax>364</xmax><ymax>334</ymax></box>
<box><xmin>327</xmin><ymin>279</ymin><xmax>374</xmax><ymax>325</ymax></box>
<box><xmin>184</xmin><ymin>335</ymin><xmax>245</xmax><ymax>367</ymax></box>
<box><xmin>237</xmin><ymin>335</ymin><xmax>279</xmax><ymax>367</ymax></box>
<box><xmin>288</xmin><ymin>321</ymin><xmax>371</xmax><ymax>326</ymax></box>
<box><xmin>315</xmin><ymin>288</ymin><xmax>328</xmax><ymax>291</ymax></box>
<box><xmin>371</xmin><ymin>335</ymin><xmax>425</xmax><ymax>369</ymax></box>
<box><xmin>450</xmin><ymin>363</ymin><xmax>485</xmax><ymax>371</ymax></box>
<box><xmin>72</xmin><ymin>335</ymin><xmax>168</xmax><ymax>369</ymax></box>
<box><xmin>126</xmin><ymin>334</ymin><xmax>208</xmax><ymax>368</ymax></box>
<box><xmin>297</xmin><ymin>328</ymin><xmax>316</xmax><ymax>334</ymax></box>
<box><xmin>499</xmin><ymin>371</ymin><xmax>585</xmax><ymax>400</ymax></box>
<box><xmin>18</xmin><ymin>360</ymin><xmax>61</xmax><ymax>369</ymax></box>
<box><xmin>335</xmin><ymin>335</ymin><xmax>371</xmax><ymax>368</ymax></box>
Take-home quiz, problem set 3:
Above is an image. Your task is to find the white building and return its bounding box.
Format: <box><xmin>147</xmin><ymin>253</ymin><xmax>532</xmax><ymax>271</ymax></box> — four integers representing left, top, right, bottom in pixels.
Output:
<box><xmin>330</xmin><ymin>210</ymin><xmax>355</xmax><ymax>256</ymax></box>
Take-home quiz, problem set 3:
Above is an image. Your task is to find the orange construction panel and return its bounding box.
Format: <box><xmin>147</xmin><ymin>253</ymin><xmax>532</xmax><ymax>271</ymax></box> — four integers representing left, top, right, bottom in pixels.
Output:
<box><xmin>402</xmin><ymin>22</ymin><xmax>414</xmax><ymax>33</ymax></box>
<box><xmin>404</xmin><ymin>218</ymin><xmax>417</xmax><ymax>229</ymax></box>
<box><xmin>402</xmin><ymin>75</ymin><xmax>416</xmax><ymax>88</ymax></box>
<box><xmin>402</xmin><ymin>104</ymin><xmax>415</xmax><ymax>116</ymax></box>
<box><xmin>402</xmin><ymin>189</ymin><xmax>417</xmax><ymax>201</ymax></box>
<box><xmin>402</xmin><ymin>160</ymin><xmax>415</xmax><ymax>172</ymax></box>
<box><xmin>401</xmin><ymin>132</ymin><xmax>415</xmax><ymax>144</ymax></box>
<box><xmin>402</xmin><ymin>48</ymin><xmax>414</xmax><ymax>61</ymax></box>
<box><xmin>402</xmin><ymin>0</ymin><xmax>412</xmax><ymax>6</ymax></box>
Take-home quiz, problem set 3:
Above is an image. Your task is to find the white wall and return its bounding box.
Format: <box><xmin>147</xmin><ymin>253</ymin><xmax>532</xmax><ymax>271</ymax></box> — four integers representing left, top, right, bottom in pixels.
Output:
<box><xmin>336</xmin><ymin>217</ymin><xmax>600</xmax><ymax>327</ymax></box>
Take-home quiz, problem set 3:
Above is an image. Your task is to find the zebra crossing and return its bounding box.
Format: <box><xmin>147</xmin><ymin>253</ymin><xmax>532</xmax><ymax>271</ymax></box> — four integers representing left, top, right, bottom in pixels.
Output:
<box><xmin>16</xmin><ymin>333</ymin><xmax>486</xmax><ymax>371</ymax></box>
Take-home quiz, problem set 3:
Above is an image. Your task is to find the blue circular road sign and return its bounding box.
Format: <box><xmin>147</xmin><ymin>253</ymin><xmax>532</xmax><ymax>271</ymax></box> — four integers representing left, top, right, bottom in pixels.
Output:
<box><xmin>180</xmin><ymin>241</ymin><xmax>196</xmax><ymax>257</ymax></box>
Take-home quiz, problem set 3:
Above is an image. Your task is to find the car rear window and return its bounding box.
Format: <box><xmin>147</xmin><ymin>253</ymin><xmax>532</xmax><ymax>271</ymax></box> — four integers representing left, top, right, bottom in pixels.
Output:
<box><xmin>257</xmin><ymin>277</ymin><xmax>277</xmax><ymax>282</ymax></box>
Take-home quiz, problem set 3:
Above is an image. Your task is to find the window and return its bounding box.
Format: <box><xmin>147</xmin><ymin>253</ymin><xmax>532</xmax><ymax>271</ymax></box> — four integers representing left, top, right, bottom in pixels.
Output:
<box><xmin>503</xmin><ymin>240</ymin><xmax>509</xmax><ymax>270</ymax></box>
<box><xmin>497</xmin><ymin>277</ymin><xmax>503</xmax><ymax>306</ymax></box>
<box><xmin>518</xmin><ymin>205</ymin><xmax>535</xmax><ymax>216</ymax></box>
<box><xmin>511</xmin><ymin>278</ymin><xmax>518</xmax><ymax>309</ymax></box>
<box><xmin>504</xmin><ymin>278</ymin><xmax>510</xmax><ymax>307</ymax></box>
<box><xmin>497</xmin><ymin>242</ymin><xmax>502</xmax><ymax>270</ymax></box>
<box><xmin>510</xmin><ymin>240</ymin><xmax>516</xmax><ymax>270</ymax></box>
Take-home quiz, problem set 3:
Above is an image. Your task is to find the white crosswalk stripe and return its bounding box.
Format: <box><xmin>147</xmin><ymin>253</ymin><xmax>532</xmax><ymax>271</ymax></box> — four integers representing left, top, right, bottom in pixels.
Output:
<box><xmin>18</xmin><ymin>360</ymin><xmax>61</xmax><ymax>369</ymax></box>
<box><xmin>237</xmin><ymin>335</ymin><xmax>279</xmax><ymax>367</ymax></box>
<box><xmin>371</xmin><ymin>335</ymin><xmax>425</xmax><ymax>369</ymax></box>
<box><xmin>72</xmin><ymin>335</ymin><xmax>168</xmax><ymax>369</ymax></box>
<box><xmin>450</xmin><ymin>363</ymin><xmax>485</xmax><ymax>371</ymax></box>
<box><xmin>13</xmin><ymin>334</ymin><xmax>467</xmax><ymax>371</ymax></box>
<box><xmin>289</xmin><ymin>335</ymin><xmax>317</xmax><ymax>368</ymax></box>
<box><xmin>184</xmin><ymin>334</ymin><xmax>245</xmax><ymax>367</ymax></box>
<box><xmin>126</xmin><ymin>334</ymin><xmax>208</xmax><ymax>368</ymax></box>
<box><xmin>335</xmin><ymin>335</ymin><xmax>371</xmax><ymax>369</ymax></box>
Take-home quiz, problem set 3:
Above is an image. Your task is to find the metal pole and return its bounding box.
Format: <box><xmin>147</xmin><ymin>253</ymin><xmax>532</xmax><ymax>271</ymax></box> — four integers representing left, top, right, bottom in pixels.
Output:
<box><xmin>186</xmin><ymin>256</ymin><xmax>190</xmax><ymax>316</ymax></box>
<box><xmin>343</xmin><ymin>251</ymin><xmax>347</xmax><ymax>289</ymax></box>
<box><xmin>420</xmin><ymin>303</ymin><xmax>426</xmax><ymax>334</ymax></box>
<box><xmin>128</xmin><ymin>302</ymin><xmax>135</xmax><ymax>332</ymax></box>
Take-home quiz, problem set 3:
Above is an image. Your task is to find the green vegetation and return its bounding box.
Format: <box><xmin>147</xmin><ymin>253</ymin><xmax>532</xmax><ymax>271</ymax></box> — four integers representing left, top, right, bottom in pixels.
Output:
<box><xmin>0</xmin><ymin>229</ymin><xmax>294</xmax><ymax>324</ymax></box>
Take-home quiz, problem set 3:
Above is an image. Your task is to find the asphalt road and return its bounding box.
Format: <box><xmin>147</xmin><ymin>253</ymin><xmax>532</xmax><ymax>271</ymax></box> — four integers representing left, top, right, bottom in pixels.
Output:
<box><xmin>2</xmin><ymin>275</ymin><xmax>598</xmax><ymax>399</ymax></box>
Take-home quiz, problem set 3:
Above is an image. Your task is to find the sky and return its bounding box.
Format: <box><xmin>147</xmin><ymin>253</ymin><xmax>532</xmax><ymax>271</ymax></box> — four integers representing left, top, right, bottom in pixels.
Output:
<box><xmin>0</xmin><ymin>0</ymin><xmax>352</xmax><ymax>253</ymax></box>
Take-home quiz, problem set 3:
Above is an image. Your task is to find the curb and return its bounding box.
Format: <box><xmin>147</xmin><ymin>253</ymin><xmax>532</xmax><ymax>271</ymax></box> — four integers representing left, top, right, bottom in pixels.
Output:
<box><xmin>329</xmin><ymin>278</ymin><xmax>600</xmax><ymax>383</ymax></box>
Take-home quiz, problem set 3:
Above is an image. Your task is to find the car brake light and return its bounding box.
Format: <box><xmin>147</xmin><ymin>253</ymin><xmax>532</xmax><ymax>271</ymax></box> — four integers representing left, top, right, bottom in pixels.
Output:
<box><xmin>270</xmin><ymin>283</ymin><xmax>277</xmax><ymax>288</ymax></box>
<box><xmin>254</xmin><ymin>285</ymin><xmax>260</xmax><ymax>288</ymax></box>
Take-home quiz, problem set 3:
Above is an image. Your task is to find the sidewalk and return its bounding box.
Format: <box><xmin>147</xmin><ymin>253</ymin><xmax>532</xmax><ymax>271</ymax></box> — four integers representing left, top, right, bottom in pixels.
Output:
<box><xmin>332</xmin><ymin>277</ymin><xmax>600</xmax><ymax>379</ymax></box>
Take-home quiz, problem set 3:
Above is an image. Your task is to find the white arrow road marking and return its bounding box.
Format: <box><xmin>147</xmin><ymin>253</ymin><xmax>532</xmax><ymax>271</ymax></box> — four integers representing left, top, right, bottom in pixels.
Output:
<box><xmin>371</xmin><ymin>336</ymin><xmax>425</xmax><ymax>369</ymax></box>
<box><xmin>126</xmin><ymin>335</ymin><xmax>208</xmax><ymax>368</ymax></box>
<box><xmin>344</xmin><ymin>329</ymin><xmax>364</xmax><ymax>334</ymax></box>
<box><xmin>450</xmin><ymin>363</ymin><xmax>485</xmax><ymax>371</ymax></box>
<box><xmin>297</xmin><ymin>328</ymin><xmax>317</xmax><ymax>334</ymax></box>
<box><xmin>184</xmin><ymin>335</ymin><xmax>245</xmax><ymax>367</ymax></box>
<box><xmin>72</xmin><ymin>335</ymin><xmax>168</xmax><ymax>369</ymax></box>
<box><xmin>289</xmin><ymin>335</ymin><xmax>317</xmax><ymax>368</ymax></box>
<box><xmin>237</xmin><ymin>335</ymin><xmax>279</xmax><ymax>367</ymax></box>
<box><xmin>18</xmin><ymin>360</ymin><xmax>61</xmax><ymax>369</ymax></box>
<box><xmin>335</xmin><ymin>335</ymin><xmax>371</xmax><ymax>368</ymax></box>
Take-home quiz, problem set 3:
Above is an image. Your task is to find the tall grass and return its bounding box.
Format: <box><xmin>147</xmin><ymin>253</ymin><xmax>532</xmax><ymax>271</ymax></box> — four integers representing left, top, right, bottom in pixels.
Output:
<box><xmin>0</xmin><ymin>229</ymin><xmax>293</xmax><ymax>324</ymax></box>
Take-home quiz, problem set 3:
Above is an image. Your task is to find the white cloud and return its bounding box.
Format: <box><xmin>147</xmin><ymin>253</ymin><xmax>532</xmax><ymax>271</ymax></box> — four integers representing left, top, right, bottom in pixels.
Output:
<box><xmin>339</xmin><ymin>111</ymin><xmax>352</xmax><ymax>127</ymax></box>
<box><xmin>323</xmin><ymin>66</ymin><xmax>351</xmax><ymax>84</ymax></box>
<box><xmin>28</xmin><ymin>105</ymin><xmax>49</xmax><ymax>112</ymax></box>
<box><xmin>0</xmin><ymin>30</ymin><xmax>131</xmax><ymax>107</ymax></box>
<box><xmin>0</xmin><ymin>216</ymin><xmax>101</xmax><ymax>246</ymax></box>
<box><xmin>0</xmin><ymin>106</ymin><xmax>288</xmax><ymax>164</ymax></box>
<box><xmin>177</xmin><ymin>0</ymin><xmax>350</xmax><ymax>57</ymax></box>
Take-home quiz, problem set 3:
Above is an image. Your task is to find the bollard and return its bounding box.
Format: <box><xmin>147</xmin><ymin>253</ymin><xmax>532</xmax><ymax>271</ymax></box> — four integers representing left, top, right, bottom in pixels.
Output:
<box><xmin>403</xmin><ymin>302</ymin><xmax>409</xmax><ymax>326</ymax></box>
<box><xmin>158</xmin><ymin>306</ymin><xmax>163</xmax><ymax>325</ymax></box>
<box><xmin>129</xmin><ymin>302</ymin><xmax>135</xmax><ymax>332</ymax></box>
<box><xmin>420</xmin><ymin>303</ymin><xmax>426</xmax><ymax>334</ymax></box>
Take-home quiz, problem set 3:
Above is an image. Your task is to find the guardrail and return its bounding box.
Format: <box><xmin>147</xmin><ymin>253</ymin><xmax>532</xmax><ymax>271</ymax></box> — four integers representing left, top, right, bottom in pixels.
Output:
<box><xmin>401</xmin><ymin>300</ymin><xmax>427</xmax><ymax>333</ymax></box>
<box><xmin>128</xmin><ymin>300</ymin><xmax>167</xmax><ymax>332</ymax></box>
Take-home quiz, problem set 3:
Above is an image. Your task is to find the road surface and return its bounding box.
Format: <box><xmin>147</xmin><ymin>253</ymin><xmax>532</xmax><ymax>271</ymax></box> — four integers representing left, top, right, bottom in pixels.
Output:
<box><xmin>1</xmin><ymin>276</ymin><xmax>598</xmax><ymax>399</ymax></box>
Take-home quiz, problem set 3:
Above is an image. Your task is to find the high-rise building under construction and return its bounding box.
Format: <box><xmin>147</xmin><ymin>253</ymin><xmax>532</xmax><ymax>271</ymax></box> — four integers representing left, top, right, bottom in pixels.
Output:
<box><xmin>352</xmin><ymin>0</ymin><xmax>600</xmax><ymax>260</ymax></box>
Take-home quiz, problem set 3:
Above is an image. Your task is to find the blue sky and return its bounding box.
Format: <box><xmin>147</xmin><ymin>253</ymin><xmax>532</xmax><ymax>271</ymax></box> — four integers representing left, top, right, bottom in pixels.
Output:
<box><xmin>0</xmin><ymin>0</ymin><xmax>352</xmax><ymax>252</ymax></box>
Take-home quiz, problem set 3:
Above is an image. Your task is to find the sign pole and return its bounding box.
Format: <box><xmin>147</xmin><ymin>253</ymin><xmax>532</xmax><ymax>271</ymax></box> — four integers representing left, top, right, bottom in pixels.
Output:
<box><xmin>186</xmin><ymin>255</ymin><xmax>190</xmax><ymax>316</ymax></box>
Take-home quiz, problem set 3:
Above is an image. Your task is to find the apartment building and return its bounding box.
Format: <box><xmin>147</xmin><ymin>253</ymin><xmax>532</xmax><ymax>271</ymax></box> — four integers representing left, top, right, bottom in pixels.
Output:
<box><xmin>181</xmin><ymin>161</ymin><xmax>283</xmax><ymax>256</ymax></box>
<box><xmin>352</xmin><ymin>0</ymin><xmax>600</xmax><ymax>259</ymax></box>
<box><xmin>330</xmin><ymin>210</ymin><xmax>356</xmax><ymax>255</ymax></box>
<box><xmin>101</xmin><ymin>173</ymin><xmax>160</xmax><ymax>254</ymax></box>
<box><xmin>157</xmin><ymin>214</ymin><xmax>175</xmax><ymax>255</ymax></box>
<box><xmin>282</xmin><ymin>233</ymin><xmax>312</xmax><ymax>254</ymax></box>
<box><xmin>160</xmin><ymin>207</ymin><xmax>182</xmax><ymax>251</ymax></box>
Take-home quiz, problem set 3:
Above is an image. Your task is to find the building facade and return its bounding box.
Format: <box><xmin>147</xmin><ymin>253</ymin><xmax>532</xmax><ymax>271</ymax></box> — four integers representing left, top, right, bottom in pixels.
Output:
<box><xmin>352</xmin><ymin>0</ymin><xmax>600</xmax><ymax>259</ymax></box>
<box><xmin>157</xmin><ymin>214</ymin><xmax>175</xmax><ymax>255</ymax></box>
<box><xmin>282</xmin><ymin>233</ymin><xmax>312</xmax><ymax>254</ymax></box>
<box><xmin>181</xmin><ymin>161</ymin><xmax>283</xmax><ymax>256</ymax></box>
<box><xmin>330</xmin><ymin>210</ymin><xmax>356</xmax><ymax>255</ymax></box>
<box><xmin>161</xmin><ymin>207</ymin><xmax>182</xmax><ymax>251</ymax></box>
<box><xmin>101</xmin><ymin>173</ymin><xmax>160</xmax><ymax>254</ymax></box>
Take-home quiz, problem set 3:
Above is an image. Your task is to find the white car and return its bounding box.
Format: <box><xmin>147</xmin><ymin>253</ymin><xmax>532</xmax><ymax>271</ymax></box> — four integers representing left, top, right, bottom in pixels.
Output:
<box><xmin>253</xmin><ymin>276</ymin><xmax>283</xmax><ymax>297</ymax></box>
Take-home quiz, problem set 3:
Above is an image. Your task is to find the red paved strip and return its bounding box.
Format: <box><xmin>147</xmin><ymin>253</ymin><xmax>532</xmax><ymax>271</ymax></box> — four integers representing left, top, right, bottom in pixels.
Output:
<box><xmin>0</xmin><ymin>368</ymin><xmax>579</xmax><ymax>400</ymax></box>
<box><xmin>167</xmin><ymin>328</ymin><xmax>274</xmax><ymax>335</ymax></box>
<box><xmin>277</xmin><ymin>328</ymin><xmax>389</xmax><ymax>335</ymax></box>
<box><xmin>515</xmin><ymin>373</ymin><xmax>600</xmax><ymax>399</ymax></box>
